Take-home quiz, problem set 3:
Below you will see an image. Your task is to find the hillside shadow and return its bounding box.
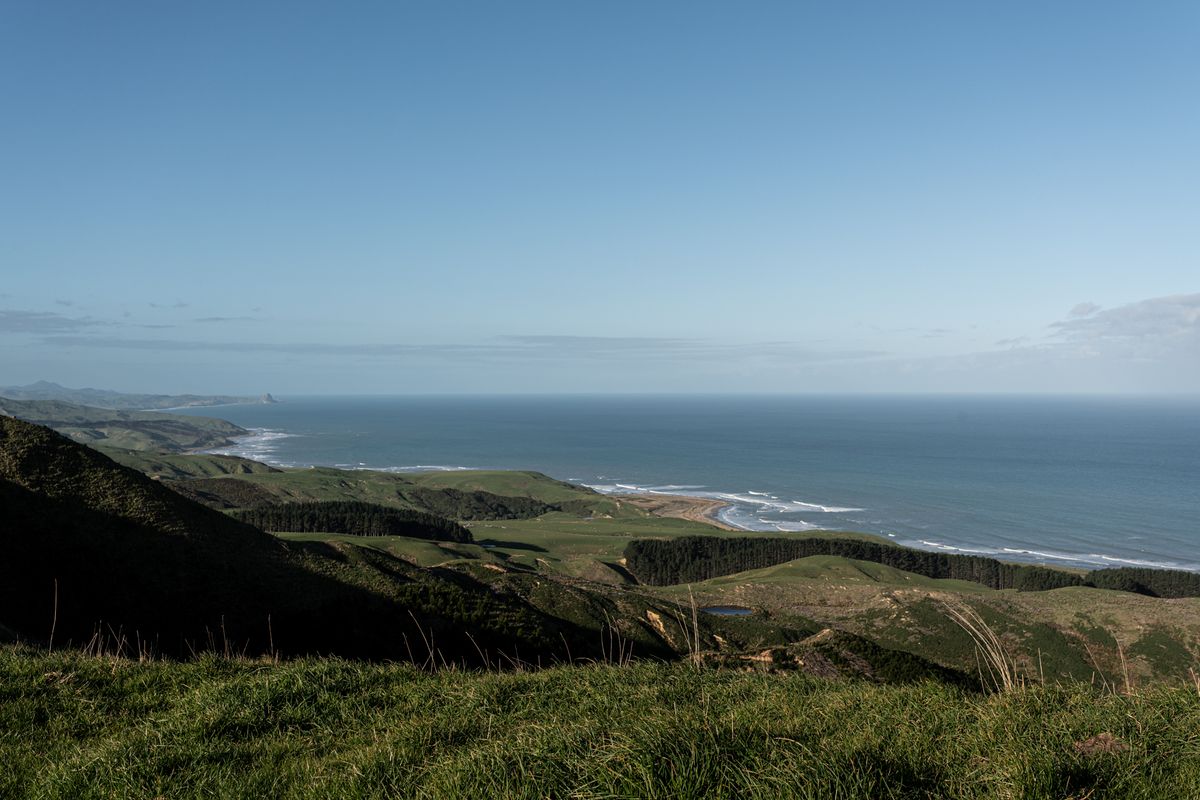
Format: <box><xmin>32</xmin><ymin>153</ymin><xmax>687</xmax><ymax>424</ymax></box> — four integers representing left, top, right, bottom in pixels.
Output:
<box><xmin>478</xmin><ymin>539</ymin><xmax>548</xmax><ymax>553</ymax></box>
<box><xmin>0</xmin><ymin>479</ymin><xmax>599</xmax><ymax>665</ymax></box>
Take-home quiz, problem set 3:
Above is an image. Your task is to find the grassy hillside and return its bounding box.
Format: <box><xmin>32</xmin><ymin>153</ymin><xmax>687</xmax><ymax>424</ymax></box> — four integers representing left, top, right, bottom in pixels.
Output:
<box><xmin>0</xmin><ymin>397</ymin><xmax>246</xmax><ymax>452</ymax></box>
<box><xmin>4</xmin><ymin>648</ymin><xmax>1199</xmax><ymax>799</ymax></box>
<box><xmin>99</xmin><ymin>447</ymin><xmax>281</xmax><ymax>478</ymax></box>
<box><xmin>659</xmin><ymin>554</ymin><xmax>1200</xmax><ymax>687</ymax></box>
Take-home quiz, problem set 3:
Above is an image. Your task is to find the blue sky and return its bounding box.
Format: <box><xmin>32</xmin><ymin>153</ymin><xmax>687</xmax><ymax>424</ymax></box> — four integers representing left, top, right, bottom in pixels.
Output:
<box><xmin>2</xmin><ymin>2</ymin><xmax>1197</xmax><ymax>394</ymax></box>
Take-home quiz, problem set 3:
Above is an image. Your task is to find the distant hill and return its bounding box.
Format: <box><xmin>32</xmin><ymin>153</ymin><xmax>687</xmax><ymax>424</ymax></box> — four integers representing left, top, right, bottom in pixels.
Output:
<box><xmin>0</xmin><ymin>396</ymin><xmax>246</xmax><ymax>452</ymax></box>
<box><xmin>0</xmin><ymin>380</ymin><xmax>276</xmax><ymax>410</ymax></box>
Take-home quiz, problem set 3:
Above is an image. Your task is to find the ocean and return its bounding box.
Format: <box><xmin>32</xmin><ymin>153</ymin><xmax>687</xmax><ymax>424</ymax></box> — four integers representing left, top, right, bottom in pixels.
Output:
<box><xmin>173</xmin><ymin>395</ymin><xmax>1200</xmax><ymax>572</ymax></box>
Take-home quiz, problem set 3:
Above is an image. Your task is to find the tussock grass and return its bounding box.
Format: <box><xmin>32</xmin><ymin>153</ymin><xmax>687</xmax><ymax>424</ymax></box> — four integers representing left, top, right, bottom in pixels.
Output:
<box><xmin>3</xmin><ymin>646</ymin><xmax>1200</xmax><ymax>799</ymax></box>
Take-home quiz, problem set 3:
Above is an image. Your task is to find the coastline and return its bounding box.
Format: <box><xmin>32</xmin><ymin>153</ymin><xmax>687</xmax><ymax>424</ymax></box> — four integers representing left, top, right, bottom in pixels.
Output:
<box><xmin>194</xmin><ymin>424</ymin><xmax>1200</xmax><ymax>574</ymax></box>
<box><xmin>622</xmin><ymin>493</ymin><xmax>740</xmax><ymax>531</ymax></box>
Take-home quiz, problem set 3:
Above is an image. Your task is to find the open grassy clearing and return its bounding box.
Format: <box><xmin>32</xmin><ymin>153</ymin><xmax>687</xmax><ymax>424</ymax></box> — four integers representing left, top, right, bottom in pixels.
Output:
<box><xmin>4</xmin><ymin>648</ymin><xmax>1200</xmax><ymax>799</ymax></box>
<box><xmin>235</xmin><ymin>467</ymin><xmax>612</xmax><ymax>508</ymax></box>
<box><xmin>275</xmin><ymin>510</ymin><xmax>726</xmax><ymax>574</ymax></box>
<box><xmin>463</xmin><ymin>514</ymin><xmax>892</xmax><ymax>577</ymax></box>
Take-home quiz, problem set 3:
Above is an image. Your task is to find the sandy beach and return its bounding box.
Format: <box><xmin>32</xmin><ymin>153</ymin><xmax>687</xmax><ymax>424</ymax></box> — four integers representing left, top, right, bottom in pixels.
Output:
<box><xmin>622</xmin><ymin>493</ymin><xmax>739</xmax><ymax>531</ymax></box>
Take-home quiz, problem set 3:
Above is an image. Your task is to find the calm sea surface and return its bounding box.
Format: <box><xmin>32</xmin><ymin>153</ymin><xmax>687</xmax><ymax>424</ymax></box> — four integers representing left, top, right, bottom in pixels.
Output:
<box><xmin>174</xmin><ymin>395</ymin><xmax>1200</xmax><ymax>571</ymax></box>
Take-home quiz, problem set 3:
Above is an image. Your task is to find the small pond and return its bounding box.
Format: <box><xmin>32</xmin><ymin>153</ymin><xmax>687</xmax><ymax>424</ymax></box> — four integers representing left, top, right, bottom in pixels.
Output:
<box><xmin>701</xmin><ymin>606</ymin><xmax>754</xmax><ymax>617</ymax></box>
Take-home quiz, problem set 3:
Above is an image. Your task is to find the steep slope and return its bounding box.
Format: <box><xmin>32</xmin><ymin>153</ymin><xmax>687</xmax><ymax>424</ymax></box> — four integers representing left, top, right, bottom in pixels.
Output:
<box><xmin>0</xmin><ymin>417</ymin><xmax>599</xmax><ymax>663</ymax></box>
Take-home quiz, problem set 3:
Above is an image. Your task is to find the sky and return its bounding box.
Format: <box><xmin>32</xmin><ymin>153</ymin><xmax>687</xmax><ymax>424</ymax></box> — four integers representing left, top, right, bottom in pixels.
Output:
<box><xmin>2</xmin><ymin>1</ymin><xmax>1198</xmax><ymax>394</ymax></box>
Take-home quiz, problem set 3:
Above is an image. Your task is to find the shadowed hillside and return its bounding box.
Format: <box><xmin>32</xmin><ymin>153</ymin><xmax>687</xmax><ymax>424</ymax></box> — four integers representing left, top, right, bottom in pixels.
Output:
<box><xmin>0</xmin><ymin>417</ymin><xmax>611</xmax><ymax>663</ymax></box>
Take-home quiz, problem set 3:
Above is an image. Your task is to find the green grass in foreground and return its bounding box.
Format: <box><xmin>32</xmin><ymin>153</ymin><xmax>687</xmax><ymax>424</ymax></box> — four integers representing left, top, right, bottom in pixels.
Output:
<box><xmin>4</xmin><ymin>648</ymin><xmax>1200</xmax><ymax>799</ymax></box>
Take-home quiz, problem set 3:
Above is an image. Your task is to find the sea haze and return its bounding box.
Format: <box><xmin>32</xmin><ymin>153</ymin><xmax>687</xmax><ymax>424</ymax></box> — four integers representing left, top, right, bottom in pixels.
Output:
<box><xmin>173</xmin><ymin>395</ymin><xmax>1200</xmax><ymax>572</ymax></box>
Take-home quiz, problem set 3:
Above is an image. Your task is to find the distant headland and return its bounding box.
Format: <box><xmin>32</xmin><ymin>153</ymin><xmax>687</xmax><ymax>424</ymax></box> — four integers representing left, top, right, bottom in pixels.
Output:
<box><xmin>0</xmin><ymin>381</ymin><xmax>277</xmax><ymax>411</ymax></box>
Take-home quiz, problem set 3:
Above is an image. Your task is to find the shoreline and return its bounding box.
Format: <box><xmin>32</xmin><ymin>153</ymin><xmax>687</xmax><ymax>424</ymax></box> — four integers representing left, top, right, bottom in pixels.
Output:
<box><xmin>622</xmin><ymin>493</ymin><xmax>740</xmax><ymax>531</ymax></box>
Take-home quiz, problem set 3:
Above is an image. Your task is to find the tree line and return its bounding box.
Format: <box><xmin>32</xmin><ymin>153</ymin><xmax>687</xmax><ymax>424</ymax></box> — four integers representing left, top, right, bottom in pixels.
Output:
<box><xmin>623</xmin><ymin>536</ymin><xmax>1200</xmax><ymax>598</ymax></box>
<box><xmin>1085</xmin><ymin>567</ymin><xmax>1200</xmax><ymax>598</ymax></box>
<box><xmin>232</xmin><ymin>501</ymin><xmax>473</xmax><ymax>542</ymax></box>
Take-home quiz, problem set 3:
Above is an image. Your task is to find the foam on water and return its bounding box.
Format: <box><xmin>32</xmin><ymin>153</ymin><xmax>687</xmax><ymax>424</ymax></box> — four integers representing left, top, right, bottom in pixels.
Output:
<box><xmin>996</xmin><ymin>547</ymin><xmax>1200</xmax><ymax>572</ymax></box>
<box><xmin>788</xmin><ymin>500</ymin><xmax>865</xmax><ymax>513</ymax></box>
<box><xmin>583</xmin><ymin>480</ymin><xmax>860</xmax><ymax>533</ymax></box>
<box><xmin>899</xmin><ymin>540</ymin><xmax>1200</xmax><ymax>573</ymax></box>
<box><xmin>917</xmin><ymin>540</ymin><xmax>1004</xmax><ymax>556</ymax></box>
<box><xmin>204</xmin><ymin>428</ymin><xmax>296</xmax><ymax>461</ymax></box>
<box><xmin>370</xmin><ymin>464</ymin><xmax>480</xmax><ymax>473</ymax></box>
<box><xmin>773</xmin><ymin>520</ymin><xmax>819</xmax><ymax>532</ymax></box>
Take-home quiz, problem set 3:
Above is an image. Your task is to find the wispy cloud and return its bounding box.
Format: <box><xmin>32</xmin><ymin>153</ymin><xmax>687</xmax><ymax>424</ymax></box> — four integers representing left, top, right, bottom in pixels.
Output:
<box><xmin>501</xmin><ymin>335</ymin><xmax>885</xmax><ymax>363</ymax></box>
<box><xmin>1069</xmin><ymin>302</ymin><xmax>1101</xmax><ymax>318</ymax></box>
<box><xmin>0</xmin><ymin>309</ymin><xmax>109</xmax><ymax>334</ymax></box>
<box><xmin>886</xmin><ymin>293</ymin><xmax>1200</xmax><ymax>390</ymax></box>
<box><xmin>1047</xmin><ymin>293</ymin><xmax>1200</xmax><ymax>360</ymax></box>
<box><xmin>193</xmin><ymin>316</ymin><xmax>261</xmax><ymax>323</ymax></box>
<box><xmin>37</xmin><ymin>333</ymin><xmax>885</xmax><ymax>366</ymax></box>
<box><xmin>1051</xmin><ymin>293</ymin><xmax>1199</xmax><ymax>339</ymax></box>
<box><xmin>866</xmin><ymin>324</ymin><xmax>958</xmax><ymax>339</ymax></box>
<box><xmin>501</xmin><ymin>335</ymin><xmax>691</xmax><ymax>350</ymax></box>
